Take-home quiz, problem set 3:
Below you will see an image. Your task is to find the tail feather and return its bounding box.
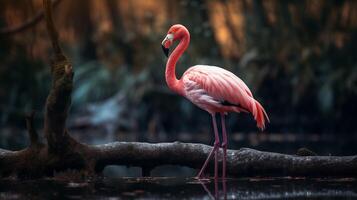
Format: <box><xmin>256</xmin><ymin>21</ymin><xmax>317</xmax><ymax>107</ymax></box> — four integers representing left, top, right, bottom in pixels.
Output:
<box><xmin>252</xmin><ymin>100</ymin><xmax>269</xmax><ymax>130</ymax></box>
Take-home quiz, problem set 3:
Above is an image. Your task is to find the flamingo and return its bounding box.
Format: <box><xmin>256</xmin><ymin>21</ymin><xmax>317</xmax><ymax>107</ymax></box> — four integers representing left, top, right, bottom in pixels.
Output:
<box><xmin>161</xmin><ymin>24</ymin><xmax>269</xmax><ymax>179</ymax></box>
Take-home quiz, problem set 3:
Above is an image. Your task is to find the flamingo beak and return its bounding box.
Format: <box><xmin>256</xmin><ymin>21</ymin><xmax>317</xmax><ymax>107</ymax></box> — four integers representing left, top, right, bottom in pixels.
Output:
<box><xmin>162</xmin><ymin>45</ymin><xmax>169</xmax><ymax>57</ymax></box>
<box><xmin>161</xmin><ymin>34</ymin><xmax>173</xmax><ymax>57</ymax></box>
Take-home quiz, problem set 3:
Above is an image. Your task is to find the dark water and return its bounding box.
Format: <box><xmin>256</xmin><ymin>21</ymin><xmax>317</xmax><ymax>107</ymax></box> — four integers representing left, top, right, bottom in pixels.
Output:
<box><xmin>1</xmin><ymin>177</ymin><xmax>357</xmax><ymax>200</ymax></box>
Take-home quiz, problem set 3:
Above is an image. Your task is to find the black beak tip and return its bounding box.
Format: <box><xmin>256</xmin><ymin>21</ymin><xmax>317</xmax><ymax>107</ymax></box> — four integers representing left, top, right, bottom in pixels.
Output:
<box><xmin>162</xmin><ymin>45</ymin><xmax>169</xmax><ymax>57</ymax></box>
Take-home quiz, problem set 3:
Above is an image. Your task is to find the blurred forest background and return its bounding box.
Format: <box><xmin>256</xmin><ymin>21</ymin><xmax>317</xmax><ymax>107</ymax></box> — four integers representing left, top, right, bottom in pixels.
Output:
<box><xmin>0</xmin><ymin>0</ymin><xmax>357</xmax><ymax>155</ymax></box>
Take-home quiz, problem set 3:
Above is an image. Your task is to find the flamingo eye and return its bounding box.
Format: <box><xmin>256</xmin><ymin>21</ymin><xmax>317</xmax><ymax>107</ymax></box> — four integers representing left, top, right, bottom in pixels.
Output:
<box><xmin>167</xmin><ymin>34</ymin><xmax>174</xmax><ymax>40</ymax></box>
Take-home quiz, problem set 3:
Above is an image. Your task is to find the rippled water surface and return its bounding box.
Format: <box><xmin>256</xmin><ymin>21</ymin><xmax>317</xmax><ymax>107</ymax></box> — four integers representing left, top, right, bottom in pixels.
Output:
<box><xmin>1</xmin><ymin>177</ymin><xmax>357</xmax><ymax>199</ymax></box>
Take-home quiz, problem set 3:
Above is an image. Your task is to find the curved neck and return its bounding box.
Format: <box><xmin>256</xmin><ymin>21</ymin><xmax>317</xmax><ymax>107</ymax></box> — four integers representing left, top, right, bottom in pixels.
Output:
<box><xmin>166</xmin><ymin>31</ymin><xmax>190</xmax><ymax>95</ymax></box>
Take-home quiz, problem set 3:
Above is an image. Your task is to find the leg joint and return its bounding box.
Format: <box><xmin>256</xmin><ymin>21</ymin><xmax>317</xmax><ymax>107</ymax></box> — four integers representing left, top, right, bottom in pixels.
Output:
<box><xmin>214</xmin><ymin>141</ymin><xmax>220</xmax><ymax>146</ymax></box>
<box><xmin>221</xmin><ymin>142</ymin><xmax>227</xmax><ymax>148</ymax></box>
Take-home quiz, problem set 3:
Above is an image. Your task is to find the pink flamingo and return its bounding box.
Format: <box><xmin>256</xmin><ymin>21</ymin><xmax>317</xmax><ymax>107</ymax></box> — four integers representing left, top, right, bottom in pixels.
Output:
<box><xmin>161</xmin><ymin>24</ymin><xmax>269</xmax><ymax>179</ymax></box>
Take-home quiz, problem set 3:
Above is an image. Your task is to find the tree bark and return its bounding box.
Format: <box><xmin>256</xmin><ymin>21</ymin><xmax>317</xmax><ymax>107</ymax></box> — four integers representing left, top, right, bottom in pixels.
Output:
<box><xmin>91</xmin><ymin>142</ymin><xmax>357</xmax><ymax>177</ymax></box>
<box><xmin>1</xmin><ymin>0</ymin><xmax>357</xmax><ymax>179</ymax></box>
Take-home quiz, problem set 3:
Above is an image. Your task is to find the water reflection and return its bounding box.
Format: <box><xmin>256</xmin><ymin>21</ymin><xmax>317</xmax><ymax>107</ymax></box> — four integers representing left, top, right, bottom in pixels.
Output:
<box><xmin>1</xmin><ymin>177</ymin><xmax>357</xmax><ymax>199</ymax></box>
<box><xmin>197</xmin><ymin>178</ymin><xmax>227</xmax><ymax>200</ymax></box>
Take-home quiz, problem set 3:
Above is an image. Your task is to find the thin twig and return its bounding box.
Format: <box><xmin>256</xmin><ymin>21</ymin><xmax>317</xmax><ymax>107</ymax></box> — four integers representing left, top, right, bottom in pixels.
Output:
<box><xmin>25</xmin><ymin>110</ymin><xmax>39</xmax><ymax>145</ymax></box>
<box><xmin>0</xmin><ymin>0</ymin><xmax>61</xmax><ymax>35</ymax></box>
<box><xmin>43</xmin><ymin>0</ymin><xmax>63</xmax><ymax>56</ymax></box>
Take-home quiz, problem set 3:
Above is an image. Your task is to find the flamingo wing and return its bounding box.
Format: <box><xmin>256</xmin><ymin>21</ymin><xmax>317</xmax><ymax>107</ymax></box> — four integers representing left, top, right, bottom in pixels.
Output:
<box><xmin>182</xmin><ymin>65</ymin><xmax>269</xmax><ymax>130</ymax></box>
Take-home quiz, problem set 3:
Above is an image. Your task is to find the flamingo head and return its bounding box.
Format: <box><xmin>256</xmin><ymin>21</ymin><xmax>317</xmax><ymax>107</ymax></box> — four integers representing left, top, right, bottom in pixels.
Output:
<box><xmin>161</xmin><ymin>24</ymin><xmax>187</xmax><ymax>57</ymax></box>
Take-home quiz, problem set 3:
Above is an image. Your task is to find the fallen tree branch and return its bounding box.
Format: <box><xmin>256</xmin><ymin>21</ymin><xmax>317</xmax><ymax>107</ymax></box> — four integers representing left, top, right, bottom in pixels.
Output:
<box><xmin>0</xmin><ymin>0</ymin><xmax>61</xmax><ymax>35</ymax></box>
<box><xmin>1</xmin><ymin>142</ymin><xmax>357</xmax><ymax>178</ymax></box>
<box><xmin>92</xmin><ymin>142</ymin><xmax>357</xmax><ymax>177</ymax></box>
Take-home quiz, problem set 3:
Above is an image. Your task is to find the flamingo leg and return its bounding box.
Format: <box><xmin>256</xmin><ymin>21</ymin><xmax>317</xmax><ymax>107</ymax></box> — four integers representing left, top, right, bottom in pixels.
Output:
<box><xmin>221</xmin><ymin>113</ymin><xmax>228</xmax><ymax>179</ymax></box>
<box><xmin>222</xmin><ymin>179</ymin><xmax>227</xmax><ymax>200</ymax></box>
<box><xmin>197</xmin><ymin>113</ymin><xmax>220</xmax><ymax>179</ymax></box>
<box><xmin>197</xmin><ymin>179</ymin><xmax>215</xmax><ymax>200</ymax></box>
<box><xmin>214</xmin><ymin>177</ymin><xmax>219</xmax><ymax>199</ymax></box>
